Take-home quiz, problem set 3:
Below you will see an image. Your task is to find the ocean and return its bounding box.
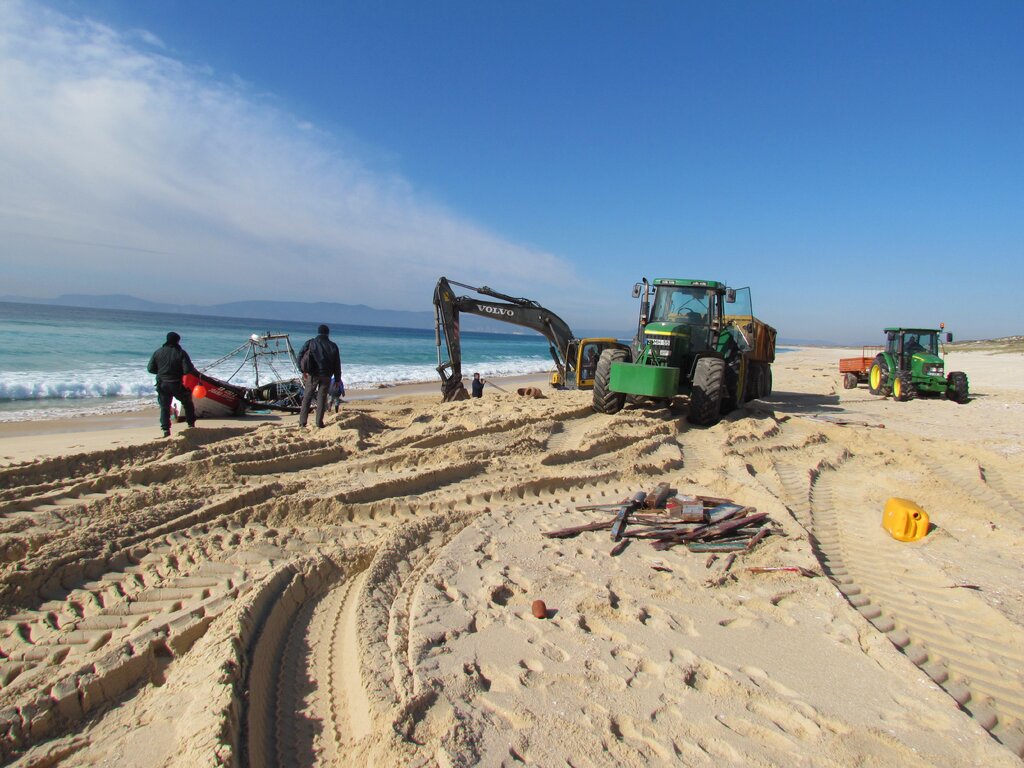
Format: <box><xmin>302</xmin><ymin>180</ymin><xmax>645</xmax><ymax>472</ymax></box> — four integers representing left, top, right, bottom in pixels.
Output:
<box><xmin>0</xmin><ymin>302</ymin><xmax>559</xmax><ymax>422</ymax></box>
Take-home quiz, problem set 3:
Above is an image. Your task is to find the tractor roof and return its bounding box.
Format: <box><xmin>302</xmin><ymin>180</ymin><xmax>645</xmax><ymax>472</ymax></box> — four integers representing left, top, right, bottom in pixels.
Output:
<box><xmin>884</xmin><ymin>327</ymin><xmax>941</xmax><ymax>334</ymax></box>
<box><xmin>654</xmin><ymin>278</ymin><xmax>725</xmax><ymax>290</ymax></box>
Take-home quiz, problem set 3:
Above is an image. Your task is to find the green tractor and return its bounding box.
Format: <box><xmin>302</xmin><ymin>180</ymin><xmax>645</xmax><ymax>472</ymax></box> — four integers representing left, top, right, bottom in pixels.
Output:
<box><xmin>593</xmin><ymin>278</ymin><xmax>777</xmax><ymax>425</ymax></box>
<box><xmin>867</xmin><ymin>327</ymin><xmax>968</xmax><ymax>403</ymax></box>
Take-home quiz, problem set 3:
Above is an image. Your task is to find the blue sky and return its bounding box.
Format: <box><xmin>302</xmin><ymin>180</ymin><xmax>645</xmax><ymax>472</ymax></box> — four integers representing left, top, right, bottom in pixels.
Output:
<box><xmin>1</xmin><ymin>1</ymin><xmax>1021</xmax><ymax>342</ymax></box>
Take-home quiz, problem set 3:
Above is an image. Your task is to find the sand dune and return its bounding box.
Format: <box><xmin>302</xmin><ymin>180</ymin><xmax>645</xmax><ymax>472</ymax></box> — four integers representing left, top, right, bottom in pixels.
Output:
<box><xmin>0</xmin><ymin>347</ymin><xmax>1022</xmax><ymax>766</ymax></box>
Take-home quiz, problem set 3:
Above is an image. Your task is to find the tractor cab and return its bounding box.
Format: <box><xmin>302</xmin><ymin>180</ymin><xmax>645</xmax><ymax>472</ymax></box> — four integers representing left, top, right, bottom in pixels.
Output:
<box><xmin>884</xmin><ymin>327</ymin><xmax>951</xmax><ymax>373</ymax></box>
<box><xmin>641</xmin><ymin>279</ymin><xmax>727</xmax><ymax>370</ymax></box>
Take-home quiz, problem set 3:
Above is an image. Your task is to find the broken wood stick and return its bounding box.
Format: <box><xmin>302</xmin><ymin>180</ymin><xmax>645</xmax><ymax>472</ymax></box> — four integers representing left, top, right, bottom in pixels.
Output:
<box><xmin>747</xmin><ymin>566</ymin><xmax>816</xmax><ymax>577</ymax></box>
<box><xmin>542</xmin><ymin>519</ymin><xmax>616</xmax><ymax>538</ymax></box>
<box><xmin>744</xmin><ymin>527</ymin><xmax>770</xmax><ymax>551</ymax></box>
<box><xmin>611</xmin><ymin>491</ymin><xmax>647</xmax><ymax>541</ymax></box>
<box><xmin>686</xmin><ymin>539</ymin><xmax>754</xmax><ymax>553</ymax></box>
<box><xmin>610</xmin><ymin>540</ymin><xmax>630</xmax><ymax>557</ymax></box>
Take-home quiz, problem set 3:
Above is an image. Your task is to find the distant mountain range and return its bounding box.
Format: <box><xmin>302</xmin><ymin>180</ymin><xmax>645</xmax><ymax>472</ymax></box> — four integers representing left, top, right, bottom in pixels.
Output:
<box><xmin>0</xmin><ymin>293</ymin><xmax>619</xmax><ymax>337</ymax></box>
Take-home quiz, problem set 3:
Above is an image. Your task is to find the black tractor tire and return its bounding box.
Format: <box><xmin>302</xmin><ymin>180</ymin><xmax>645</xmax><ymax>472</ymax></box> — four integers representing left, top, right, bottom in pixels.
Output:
<box><xmin>868</xmin><ymin>354</ymin><xmax>890</xmax><ymax>396</ymax></box>
<box><xmin>764</xmin><ymin>366</ymin><xmax>772</xmax><ymax>396</ymax></box>
<box><xmin>592</xmin><ymin>349</ymin><xmax>628</xmax><ymax>414</ymax></box>
<box><xmin>842</xmin><ymin>372</ymin><xmax>859</xmax><ymax>390</ymax></box>
<box><xmin>893</xmin><ymin>370</ymin><xmax>915</xmax><ymax>402</ymax></box>
<box><xmin>948</xmin><ymin>371</ymin><xmax>969</xmax><ymax>404</ymax></box>
<box><xmin>688</xmin><ymin>356</ymin><xmax>725</xmax><ymax>426</ymax></box>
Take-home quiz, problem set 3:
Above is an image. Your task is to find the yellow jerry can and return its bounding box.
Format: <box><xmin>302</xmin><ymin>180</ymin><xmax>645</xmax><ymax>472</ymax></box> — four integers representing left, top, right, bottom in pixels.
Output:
<box><xmin>882</xmin><ymin>498</ymin><xmax>930</xmax><ymax>542</ymax></box>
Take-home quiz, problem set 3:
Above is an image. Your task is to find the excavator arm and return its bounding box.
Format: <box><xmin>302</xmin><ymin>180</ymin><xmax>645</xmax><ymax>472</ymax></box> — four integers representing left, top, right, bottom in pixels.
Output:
<box><xmin>434</xmin><ymin>277</ymin><xmax>578</xmax><ymax>401</ymax></box>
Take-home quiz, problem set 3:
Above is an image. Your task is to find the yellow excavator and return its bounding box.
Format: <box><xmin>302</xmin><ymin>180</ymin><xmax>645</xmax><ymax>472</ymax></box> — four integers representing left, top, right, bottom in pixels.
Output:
<box><xmin>433</xmin><ymin>277</ymin><xmax>627</xmax><ymax>401</ymax></box>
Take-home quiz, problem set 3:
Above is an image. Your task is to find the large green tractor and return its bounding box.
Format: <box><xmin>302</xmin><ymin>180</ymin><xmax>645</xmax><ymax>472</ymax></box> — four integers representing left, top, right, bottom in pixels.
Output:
<box><xmin>592</xmin><ymin>278</ymin><xmax>776</xmax><ymax>425</ymax></box>
<box><xmin>867</xmin><ymin>327</ymin><xmax>968</xmax><ymax>403</ymax></box>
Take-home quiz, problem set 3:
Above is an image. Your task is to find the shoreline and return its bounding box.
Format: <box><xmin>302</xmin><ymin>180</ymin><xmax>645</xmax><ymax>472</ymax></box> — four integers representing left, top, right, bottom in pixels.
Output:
<box><xmin>0</xmin><ymin>371</ymin><xmax>551</xmax><ymax>466</ymax></box>
<box><xmin>4</xmin><ymin>345</ymin><xmax>1023</xmax><ymax>466</ymax></box>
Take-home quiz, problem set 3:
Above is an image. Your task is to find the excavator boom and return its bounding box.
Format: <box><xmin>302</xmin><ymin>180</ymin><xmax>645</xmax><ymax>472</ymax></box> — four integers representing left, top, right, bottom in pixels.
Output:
<box><xmin>434</xmin><ymin>277</ymin><xmax>578</xmax><ymax>401</ymax></box>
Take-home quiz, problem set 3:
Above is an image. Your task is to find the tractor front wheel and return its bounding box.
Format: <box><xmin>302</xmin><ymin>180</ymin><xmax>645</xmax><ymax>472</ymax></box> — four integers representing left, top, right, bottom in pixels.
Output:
<box><xmin>688</xmin><ymin>357</ymin><xmax>725</xmax><ymax>426</ymax></box>
<box><xmin>842</xmin><ymin>372</ymin><xmax>859</xmax><ymax>389</ymax></box>
<box><xmin>868</xmin><ymin>355</ymin><xmax>890</xmax><ymax>396</ymax></box>
<box><xmin>592</xmin><ymin>349</ymin><xmax>628</xmax><ymax>414</ymax></box>
<box><xmin>948</xmin><ymin>371</ymin><xmax>969</xmax><ymax>404</ymax></box>
<box><xmin>893</xmin><ymin>371</ymin><xmax>915</xmax><ymax>402</ymax></box>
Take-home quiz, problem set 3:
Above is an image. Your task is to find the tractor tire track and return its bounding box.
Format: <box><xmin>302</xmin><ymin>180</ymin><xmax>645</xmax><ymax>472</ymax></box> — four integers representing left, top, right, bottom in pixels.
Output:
<box><xmin>808</xmin><ymin>464</ymin><xmax>1024</xmax><ymax>756</ymax></box>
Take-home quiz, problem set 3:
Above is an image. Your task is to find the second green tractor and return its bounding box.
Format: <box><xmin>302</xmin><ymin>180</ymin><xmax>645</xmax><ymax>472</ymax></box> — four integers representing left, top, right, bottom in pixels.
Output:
<box><xmin>868</xmin><ymin>327</ymin><xmax>969</xmax><ymax>403</ymax></box>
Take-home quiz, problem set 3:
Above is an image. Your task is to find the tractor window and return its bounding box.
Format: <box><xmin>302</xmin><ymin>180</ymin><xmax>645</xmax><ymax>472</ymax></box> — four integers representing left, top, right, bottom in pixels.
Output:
<box><xmin>905</xmin><ymin>332</ymin><xmax>938</xmax><ymax>356</ymax></box>
<box><xmin>651</xmin><ymin>287</ymin><xmax>711</xmax><ymax>324</ymax></box>
<box><xmin>886</xmin><ymin>332</ymin><xmax>899</xmax><ymax>354</ymax></box>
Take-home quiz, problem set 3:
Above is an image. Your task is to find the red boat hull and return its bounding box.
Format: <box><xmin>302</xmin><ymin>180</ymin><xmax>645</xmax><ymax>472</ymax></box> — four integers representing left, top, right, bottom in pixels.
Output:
<box><xmin>193</xmin><ymin>374</ymin><xmax>247</xmax><ymax>419</ymax></box>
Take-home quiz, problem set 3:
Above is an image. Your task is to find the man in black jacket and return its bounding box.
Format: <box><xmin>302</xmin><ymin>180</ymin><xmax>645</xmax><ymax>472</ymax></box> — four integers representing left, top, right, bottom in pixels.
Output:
<box><xmin>297</xmin><ymin>324</ymin><xmax>342</xmax><ymax>428</ymax></box>
<box><xmin>147</xmin><ymin>331</ymin><xmax>198</xmax><ymax>437</ymax></box>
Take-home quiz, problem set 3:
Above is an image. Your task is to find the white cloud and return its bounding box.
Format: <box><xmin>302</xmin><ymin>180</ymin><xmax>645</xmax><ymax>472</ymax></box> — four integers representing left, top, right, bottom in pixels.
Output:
<box><xmin>0</xmin><ymin>1</ymin><xmax>576</xmax><ymax>307</ymax></box>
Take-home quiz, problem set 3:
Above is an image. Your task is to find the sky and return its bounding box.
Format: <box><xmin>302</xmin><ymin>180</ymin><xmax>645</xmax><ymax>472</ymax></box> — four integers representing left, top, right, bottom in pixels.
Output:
<box><xmin>1</xmin><ymin>0</ymin><xmax>1021</xmax><ymax>343</ymax></box>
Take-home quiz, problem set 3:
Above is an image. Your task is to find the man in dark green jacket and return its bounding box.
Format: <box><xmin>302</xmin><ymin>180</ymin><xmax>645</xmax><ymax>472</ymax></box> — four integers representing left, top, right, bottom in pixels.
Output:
<box><xmin>147</xmin><ymin>331</ymin><xmax>198</xmax><ymax>437</ymax></box>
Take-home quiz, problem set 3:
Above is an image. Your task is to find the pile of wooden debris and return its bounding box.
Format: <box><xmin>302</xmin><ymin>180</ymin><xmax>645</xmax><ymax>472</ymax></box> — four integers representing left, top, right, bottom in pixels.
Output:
<box><xmin>543</xmin><ymin>482</ymin><xmax>772</xmax><ymax>556</ymax></box>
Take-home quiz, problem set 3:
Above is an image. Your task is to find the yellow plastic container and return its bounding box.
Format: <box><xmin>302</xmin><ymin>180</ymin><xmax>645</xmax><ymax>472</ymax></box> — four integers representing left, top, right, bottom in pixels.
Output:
<box><xmin>882</xmin><ymin>498</ymin><xmax>930</xmax><ymax>542</ymax></box>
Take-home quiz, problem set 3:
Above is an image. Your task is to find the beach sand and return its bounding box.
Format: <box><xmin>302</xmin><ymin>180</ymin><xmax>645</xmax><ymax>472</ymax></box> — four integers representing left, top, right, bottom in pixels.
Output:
<box><xmin>0</xmin><ymin>348</ymin><xmax>1022</xmax><ymax>766</ymax></box>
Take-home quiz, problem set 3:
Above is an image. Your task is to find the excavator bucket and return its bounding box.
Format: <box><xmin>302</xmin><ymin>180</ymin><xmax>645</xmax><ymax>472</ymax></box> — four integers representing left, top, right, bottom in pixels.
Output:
<box><xmin>442</xmin><ymin>380</ymin><xmax>470</xmax><ymax>402</ymax></box>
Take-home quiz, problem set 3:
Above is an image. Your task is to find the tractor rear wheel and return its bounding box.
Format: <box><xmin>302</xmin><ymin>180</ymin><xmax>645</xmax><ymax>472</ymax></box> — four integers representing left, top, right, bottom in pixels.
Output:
<box><xmin>948</xmin><ymin>371</ymin><xmax>969</xmax><ymax>404</ymax></box>
<box><xmin>893</xmin><ymin>371</ymin><xmax>915</xmax><ymax>402</ymax></box>
<box><xmin>592</xmin><ymin>349</ymin><xmax>628</xmax><ymax>414</ymax></box>
<box><xmin>868</xmin><ymin>355</ymin><xmax>890</xmax><ymax>396</ymax></box>
<box><xmin>688</xmin><ymin>356</ymin><xmax>725</xmax><ymax>426</ymax></box>
<box><xmin>842</xmin><ymin>372</ymin><xmax>859</xmax><ymax>389</ymax></box>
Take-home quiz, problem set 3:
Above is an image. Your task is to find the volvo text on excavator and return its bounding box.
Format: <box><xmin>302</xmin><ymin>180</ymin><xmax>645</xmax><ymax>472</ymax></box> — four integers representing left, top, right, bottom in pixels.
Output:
<box><xmin>433</xmin><ymin>277</ymin><xmax>627</xmax><ymax>401</ymax></box>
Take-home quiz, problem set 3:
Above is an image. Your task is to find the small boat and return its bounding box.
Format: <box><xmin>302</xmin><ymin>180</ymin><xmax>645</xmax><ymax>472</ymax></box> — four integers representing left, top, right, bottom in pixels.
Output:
<box><xmin>192</xmin><ymin>373</ymin><xmax>248</xmax><ymax>418</ymax></box>
<box><xmin>192</xmin><ymin>333</ymin><xmax>304</xmax><ymax>419</ymax></box>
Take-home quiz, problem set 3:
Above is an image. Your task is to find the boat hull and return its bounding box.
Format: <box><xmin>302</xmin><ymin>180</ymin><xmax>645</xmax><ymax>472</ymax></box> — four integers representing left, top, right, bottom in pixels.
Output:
<box><xmin>193</xmin><ymin>374</ymin><xmax>247</xmax><ymax>419</ymax></box>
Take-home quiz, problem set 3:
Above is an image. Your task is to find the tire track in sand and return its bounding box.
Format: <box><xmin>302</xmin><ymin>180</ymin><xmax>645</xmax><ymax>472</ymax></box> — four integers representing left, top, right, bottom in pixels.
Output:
<box><xmin>273</xmin><ymin>567</ymin><xmax>370</xmax><ymax>768</ymax></box>
<box><xmin>808</xmin><ymin>463</ymin><xmax>1024</xmax><ymax>757</ymax></box>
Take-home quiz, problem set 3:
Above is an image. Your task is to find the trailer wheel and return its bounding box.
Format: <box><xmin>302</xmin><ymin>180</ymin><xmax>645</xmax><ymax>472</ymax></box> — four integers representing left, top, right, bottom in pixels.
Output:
<box><xmin>948</xmin><ymin>371</ymin><xmax>969</xmax><ymax>404</ymax></box>
<box><xmin>893</xmin><ymin>371</ymin><xmax>915</xmax><ymax>402</ymax></box>
<box><xmin>868</xmin><ymin>355</ymin><xmax>890</xmax><ymax>396</ymax></box>
<box><xmin>688</xmin><ymin>357</ymin><xmax>725</xmax><ymax>426</ymax></box>
<box><xmin>744</xmin><ymin>362</ymin><xmax>761</xmax><ymax>401</ymax></box>
<box><xmin>842</xmin><ymin>372</ymin><xmax>859</xmax><ymax>389</ymax></box>
<box><xmin>592</xmin><ymin>349</ymin><xmax>628</xmax><ymax>414</ymax></box>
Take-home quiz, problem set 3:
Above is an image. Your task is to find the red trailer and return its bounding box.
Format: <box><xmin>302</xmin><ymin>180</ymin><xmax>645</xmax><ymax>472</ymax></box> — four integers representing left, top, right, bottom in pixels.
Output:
<box><xmin>839</xmin><ymin>346</ymin><xmax>883</xmax><ymax>389</ymax></box>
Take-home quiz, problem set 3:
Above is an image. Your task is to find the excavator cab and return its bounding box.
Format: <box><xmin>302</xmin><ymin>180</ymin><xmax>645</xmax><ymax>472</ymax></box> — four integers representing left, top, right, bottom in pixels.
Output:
<box><xmin>567</xmin><ymin>338</ymin><xmax>626</xmax><ymax>389</ymax></box>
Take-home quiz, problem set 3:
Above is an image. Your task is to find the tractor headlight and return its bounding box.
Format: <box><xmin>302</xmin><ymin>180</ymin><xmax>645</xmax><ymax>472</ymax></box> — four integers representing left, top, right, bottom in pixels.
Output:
<box><xmin>647</xmin><ymin>337</ymin><xmax>671</xmax><ymax>347</ymax></box>
<box><xmin>926</xmin><ymin>365</ymin><xmax>944</xmax><ymax>376</ymax></box>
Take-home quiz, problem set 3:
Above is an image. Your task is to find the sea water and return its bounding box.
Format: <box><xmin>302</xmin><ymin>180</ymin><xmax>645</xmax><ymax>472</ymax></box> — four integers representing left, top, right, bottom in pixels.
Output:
<box><xmin>0</xmin><ymin>302</ymin><xmax>557</xmax><ymax>422</ymax></box>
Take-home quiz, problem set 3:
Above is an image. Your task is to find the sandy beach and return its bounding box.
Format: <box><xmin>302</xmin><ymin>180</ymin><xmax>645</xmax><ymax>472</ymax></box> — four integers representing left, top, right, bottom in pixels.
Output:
<box><xmin>0</xmin><ymin>347</ymin><xmax>1022</xmax><ymax>766</ymax></box>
